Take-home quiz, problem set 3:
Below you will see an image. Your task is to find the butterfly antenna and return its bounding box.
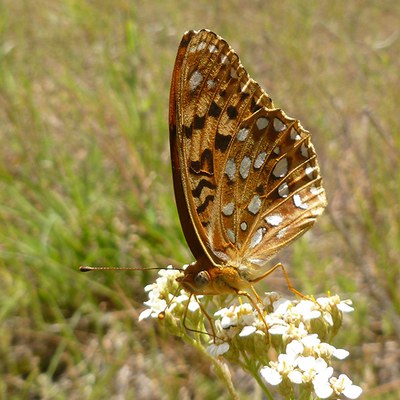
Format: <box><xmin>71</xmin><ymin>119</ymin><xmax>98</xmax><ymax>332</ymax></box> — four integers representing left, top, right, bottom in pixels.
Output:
<box><xmin>80</xmin><ymin>266</ymin><xmax>181</xmax><ymax>272</ymax></box>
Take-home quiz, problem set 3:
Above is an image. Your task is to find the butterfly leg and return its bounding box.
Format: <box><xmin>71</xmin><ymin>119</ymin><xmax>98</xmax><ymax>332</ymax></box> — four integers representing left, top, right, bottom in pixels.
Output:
<box><xmin>237</xmin><ymin>289</ymin><xmax>270</xmax><ymax>340</ymax></box>
<box><xmin>181</xmin><ymin>294</ymin><xmax>219</xmax><ymax>342</ymax></box>
<box><xmin>195</xmin><ymin>296</ymin><xmax>218</xmax><ymax>341</ymax></box>
<box><xmin>250</xmin><ymin>284</ymin><xmax>263</xmax><ymax>304</ymax></box>
<box><xmin>249</xmin><ymin>262</ymin><xmax>307</xmax><ymax>299</ymax></box>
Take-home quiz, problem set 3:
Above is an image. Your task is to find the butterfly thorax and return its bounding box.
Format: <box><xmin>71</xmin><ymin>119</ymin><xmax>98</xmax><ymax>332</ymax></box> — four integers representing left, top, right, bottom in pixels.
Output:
<box><xmin>177</xmin><ymin>257</ymin><xmax>251</xmax><ymax>295</ymax></box>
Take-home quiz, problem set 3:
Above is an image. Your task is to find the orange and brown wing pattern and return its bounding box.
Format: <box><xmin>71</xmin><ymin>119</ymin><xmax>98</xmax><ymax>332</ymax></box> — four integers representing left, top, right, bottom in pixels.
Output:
<box><xmin>170</xmin><ymin>29</ymin><xmax>274</xmax><ymax>265</ymax></box>
<box><xmin>169</xmin><ymin>29</ymin><xmax>326</xmax><ymax>276</ymax></box>
<box><xmin>210</xmin><ymin>107</ymin><xmax>326</xmax><ymax>278</ymax></box>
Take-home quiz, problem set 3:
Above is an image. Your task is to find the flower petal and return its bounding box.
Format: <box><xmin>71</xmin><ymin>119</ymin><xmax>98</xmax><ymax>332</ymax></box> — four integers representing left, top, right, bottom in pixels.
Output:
<box><xmin>314</xmin><ymin>381</ymin><xmax>333</xmax><ymax>399</ymax></box>
<box><xmin>138</xmin><ymin>308</ymin><xmax>152</xmax><ymax>321</ymax></box>
<box><xmin>273</xmin><ymin>299</ymin><xmax>291</xmax><ymax>314</ymax></box>
<box><xmin>343</xmin><ymin>384</ymin><xmax>363</xmax><ymax>399</ymax></box>
<box><xmin>286</xmin><ymin>340</ymin><xmax>304</xmax><ymax>358</ymax></box>
<box><xmin>187</xmin><ymin>301</ymin><xmax>200</xmax><ymax>312</ymax></box>
<box><xmin>298</xmin><ymin>356</ymin><xmax>317</xmax><ymax>372</ymax></box>
<box><xmin>333</xmin><ymin>348</ymin><xmax>349</xmax><ymax>360</ymax></box>
<box><xmin>288</xmin><ymin>370</ymin><xmax>303</xmax><ymax>384</ymax></box>
<box><xmin>260</xmin><ymin>366</ymin><xmax>282</xmax><ymax>385</ymax></box>
<box><xmin>239</xmin><ymin>325</ymin><xmax>257</xmax><ymax>337</ymax></box>
<box><xmin>207</xmin><ymin>342</ymin><xmax>230</xmax><ymax>356</ymax></box>
<box><xmin>268</xmin><ymin>324</ymin><xmax>288</xmax><ymax>335</ymax></box>
<box><xmin>338</xmin><ymin>301</ymin><xmax>354</xmax><ymax>313</ymax></box>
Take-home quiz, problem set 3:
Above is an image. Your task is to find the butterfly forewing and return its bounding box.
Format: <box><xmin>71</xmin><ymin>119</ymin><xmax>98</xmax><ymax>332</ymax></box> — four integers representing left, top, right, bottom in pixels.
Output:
<box><xmin>170</xmin><ymin>30</ymin><xmax>274</xmax><ymax>263</ymax></box>
<box><xmin>170</xmin><ymin>29</ymin><xmax>326</xmax><ymax>289</ymax></box>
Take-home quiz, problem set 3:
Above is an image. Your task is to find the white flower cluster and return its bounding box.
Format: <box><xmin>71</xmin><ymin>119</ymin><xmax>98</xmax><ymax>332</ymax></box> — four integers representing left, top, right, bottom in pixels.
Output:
<box><xmin>138</xmin><ymin>266</ymin><xmax>202</xmax><ymax>321</ymax></box>
<box><xmin>260</xmin><ymin>341</ymin><xmax>361</xmax><ymax>399</ymax></box>
<box><xmin>139</xmin><ymin>268</ymin><xmax>362</xmax><ymax>399</ymax></box>
<box><xmin>211</xmin><ymin>292</ymin><xmax>362</xmax><ymax>399</ymax></box>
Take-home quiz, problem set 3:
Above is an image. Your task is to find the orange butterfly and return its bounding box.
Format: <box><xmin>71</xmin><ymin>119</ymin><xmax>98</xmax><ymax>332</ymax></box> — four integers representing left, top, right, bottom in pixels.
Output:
<box><xmin>169</xmin><ymin>29</ymin><xmax>326</xmax><ymax>297</ymax></box>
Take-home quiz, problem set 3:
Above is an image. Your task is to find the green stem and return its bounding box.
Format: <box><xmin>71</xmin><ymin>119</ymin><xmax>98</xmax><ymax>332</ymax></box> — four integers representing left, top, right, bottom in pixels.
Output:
<box><xmin>211</xmin><ymin>357</ymin><xmax>240</xmax><ymax>400</ymax></box>
<box><xmin>239</xmin><ymin>351</ymin><xmax>274</xmax><ymax>400</ymax></box>
<box><xmin>251</xmin><ymin>369</ymin><xmax>274</xmax><ymax>400</ymax></box>
<box><xmin>186</xmin><ymin>334</ymin><xmax>240</xmax><ymax>400</ymax></box>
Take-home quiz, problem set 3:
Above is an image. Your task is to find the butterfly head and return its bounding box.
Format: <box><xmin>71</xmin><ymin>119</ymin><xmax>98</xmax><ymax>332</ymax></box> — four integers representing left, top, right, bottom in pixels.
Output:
<box><xmin>177</xmin><ymin>257</ymin><xmax>251</xmax><ymax>295</ymax></box>
<box><xmin>177</xmin><ymin>267</ymin><xmax>210</xmax><ymax>294</ymax></box>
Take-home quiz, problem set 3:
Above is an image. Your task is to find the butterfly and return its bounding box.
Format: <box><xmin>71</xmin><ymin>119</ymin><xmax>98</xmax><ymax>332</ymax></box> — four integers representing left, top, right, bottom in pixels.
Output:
<box><xmin>169</xmin><ymin>29</ymin><xmax>327</xmax><ymax>296</ymax></box>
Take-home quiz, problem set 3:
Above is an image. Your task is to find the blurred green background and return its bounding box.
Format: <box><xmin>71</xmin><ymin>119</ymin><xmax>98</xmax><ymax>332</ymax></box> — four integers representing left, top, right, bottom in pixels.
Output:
<box><xmin>1</xmin><ymin>0</ymin><xmax>399</xmax><ymax>398</ymax></box>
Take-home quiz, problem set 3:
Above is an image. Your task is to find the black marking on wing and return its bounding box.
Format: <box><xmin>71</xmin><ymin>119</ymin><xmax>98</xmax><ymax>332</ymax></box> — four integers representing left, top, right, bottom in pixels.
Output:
<box><xmin>215</xmin><ymin>132</ymin><xmax>232</xmax><ymax>152</ymax></box>
<box><xmin>189</xmin><ymin>149</ymin><xmax>214</xmax><ymax>176</ymax></box>
<box><xmin>197</xmin><ymin>195</ymin><xmax>214</xmax><ymax>214</ymax></box>
<box><xmin>192</xmin><ymin>179</ymin><xmax>216</xmax><ymax>197</ymax></box>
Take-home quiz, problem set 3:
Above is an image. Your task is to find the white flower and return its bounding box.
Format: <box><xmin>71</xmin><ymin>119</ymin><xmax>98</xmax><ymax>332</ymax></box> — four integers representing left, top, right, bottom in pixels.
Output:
<box><xmin>313</xmin><ymin>342</ymin><xmax>336</xmax><ymax>359</ymax></box>
<box><xmin>313</xmin><ymin>372</ymin><xmax>334</xmax><ymax>398</ymax></box>
<box><xmin>141</xmin><ymin>273</ymin><xmax>362</xmax><ymax>400</ymax></box>
<box><xmin>300</xmin><ymin>334</ymin><xmax>320</xmax><ymax>349</ymax></box>
<box><xmin>316</xmin><ymin>296</ymin><xmax>334</xmax><ymax>309</ymax></box>
<box><xmin>283</xmin><ymin>322</ymin><xmax>309</xmax><ymax>341</ymax></box>
<box><xmin>291</xmin><ymin>300</ymin><xmax>321</xmax><ymax>320</ymax></box>
<box><xmin>141</xmin><ymin>296</ymin><xmax>168</xmax><ymax>319</ymax></box>
<box><xmin>276</xmin><ymin>352</ymin><xmax>299</xmax><ymax>369</ymax></box>
<box><xmin>314</xmin><ymin>373</ymin><xmax>362</xmax><ymax>399</ymax></box>
<box><xmin>312</xmin><ymin>342</ymin><xmax>349</xmax><ymax>361</ymax></box>
<box><xmin>260</xmin><ymin>350</ymin><xmax>301</xmax><ymax>386</ymax></box>
<box><xmin>139</xmin><ymin>266</ymin><xmax>200</xmax><ymax>321</ymax></box>
<box><xmin>331</xmin><ymin>374</ymin><xmax>363</xmax><ymax>399</ymax></box>
<box><xmin>316</xmin><ymin>295</ymin><xmax>354</xmax><ymax>326</ymax></box>
<box><xmin>214</xmin><ymin>303</ymin><xmax>255</xmax><ymax>329</ymax></box>
<box><xmin>265</xmin><ymin>311</ymin><xmax>289</xmax><ymax>335</ymax></box>
<box><xmin>297</xmin><ymin>356</ymin><xmax>331</xmax><ymax>383</ymax></box>
<box><xmin>317</xmin><ymin>296</ymin><xmax>354</xmax><ymax>313</ymax></box>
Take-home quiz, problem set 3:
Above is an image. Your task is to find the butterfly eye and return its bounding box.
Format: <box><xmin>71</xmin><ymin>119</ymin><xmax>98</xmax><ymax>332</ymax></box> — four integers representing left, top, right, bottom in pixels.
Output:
<box><xmin>194</xmin><ymin>271</ymin><xmax>210</xmax><ymax>289</ymax></box>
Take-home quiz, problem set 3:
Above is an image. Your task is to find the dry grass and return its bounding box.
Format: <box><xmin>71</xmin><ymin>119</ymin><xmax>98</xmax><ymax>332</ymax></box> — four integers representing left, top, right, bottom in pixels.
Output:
<box><xmin>1</xmin><ymin>0</ymin><xmax>399</xmax><ymax>398</ymax></box>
